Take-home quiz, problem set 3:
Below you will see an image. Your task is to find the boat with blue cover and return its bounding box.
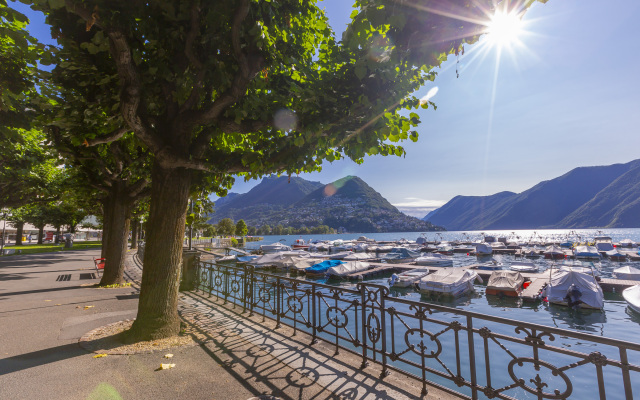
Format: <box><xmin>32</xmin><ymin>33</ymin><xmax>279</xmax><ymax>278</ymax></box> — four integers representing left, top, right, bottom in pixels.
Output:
<box><xmin>305</xmin><ymin>260</ymin><xmax>345</xmax><ymax>277</ymax></box>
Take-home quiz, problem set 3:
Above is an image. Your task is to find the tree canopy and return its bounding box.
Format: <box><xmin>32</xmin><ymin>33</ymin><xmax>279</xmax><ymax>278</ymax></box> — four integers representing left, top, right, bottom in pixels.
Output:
<box><xmin>12</xmin><ymin>0</ymin><xmax>544</xmax><ymax>340</ymax></box>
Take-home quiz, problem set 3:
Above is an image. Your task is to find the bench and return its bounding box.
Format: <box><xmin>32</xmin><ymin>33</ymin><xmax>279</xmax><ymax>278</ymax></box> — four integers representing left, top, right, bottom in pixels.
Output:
<box><xmin>94</xmin><ymin>257</ymin><xmax>105</xmax><ymax>274</ymax></box>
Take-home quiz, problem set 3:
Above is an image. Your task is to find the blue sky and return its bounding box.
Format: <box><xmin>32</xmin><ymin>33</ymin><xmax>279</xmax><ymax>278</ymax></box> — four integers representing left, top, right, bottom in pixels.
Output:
<box><xmin>14</xmin><ymin>0</ymin><xmax>640</xmax><ymax>217</ymax></box>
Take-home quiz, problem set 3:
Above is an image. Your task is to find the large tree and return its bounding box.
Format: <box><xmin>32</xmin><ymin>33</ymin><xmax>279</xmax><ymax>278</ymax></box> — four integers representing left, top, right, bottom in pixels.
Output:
<box><xmin>28</xmin><ymin>0</ymin><xmax>542</xmax><ymax>340</ymax></box>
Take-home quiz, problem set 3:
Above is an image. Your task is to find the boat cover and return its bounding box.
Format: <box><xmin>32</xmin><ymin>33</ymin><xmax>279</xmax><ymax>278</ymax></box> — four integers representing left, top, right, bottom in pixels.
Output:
<box><xmin>475</xmin><ymin>244</ymin><xmax>492</xmax><ymax>255</ymax></box>
<box><xmin>619</xmin><ymin>239</ymin><xmax>636</xmax><ymax>248</ymax></box>
<box><xmin>343</xmin><ymin>252</ymin><xmax>376</xmax><ymax>261</ymax></box>
<box><xmin>574</xmin><ymin>246</ymin><xmax>600</xmax><ymax>258</ymax></box>
<box><xmin>237</xmin><ymin>255</ymin><xmax>258</xmax><ymax>263</ymax></box>
<box><xmin>327</xmin><ymin>261</ymin><xmax>370</xmax><ymax>276</ymax></box>
<box><xmin>487</xmin><ymin>271</ymin><xmax>524</xmax><ymax>291</ymax></box>
<box><xmin>280</xmin><ymin>256</ymin><xmax>315</xmax><ymax>271</ymax></box>
<box><xmin>305</xmin><ymin>259</ymin><xmax>344</xmax><ymax>274</ymax></box>
<box><xmin>251</xmin><ymin>251</ymin><xmax>308</xmax><ymax>267</ymax></box>
<box><xmin>387</xmin><ymin>248</ymin><xmax>421</xmax><ymax>258</ymax></box>
<box><xmin>546</xmin><ymin>269</ymin><xmax>604</xmax><ymax>309</ymax></box>
<box><xmin>613</xmin><ymin>265</ymin><xmax>640</xmax><ymax>280</ymax></box>
<box><xmin>417</xmin><ymin>269</ymin><xmax>478</xmax><ymax>290</ymax></box>
<box><xmin>606</xmin><ymin>249</ymin><xmax>626</xmax><ymax>258</ymax></box>
<box><xmin>544</xmin><ymin>245</ymin><xmax>564</xmax><ymax>254</ymax></box>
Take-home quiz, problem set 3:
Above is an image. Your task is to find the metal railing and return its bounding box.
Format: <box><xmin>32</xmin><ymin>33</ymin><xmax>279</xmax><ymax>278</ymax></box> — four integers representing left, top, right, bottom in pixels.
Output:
<box><xmin>194</xmin><ymin>261</ymin><xmax>640</xmax><ymax>400</ymax></box>
<box><xmin>184</xmin><ymin>238</ymin><xmax>234</xmax><ymax>248</ymax></box>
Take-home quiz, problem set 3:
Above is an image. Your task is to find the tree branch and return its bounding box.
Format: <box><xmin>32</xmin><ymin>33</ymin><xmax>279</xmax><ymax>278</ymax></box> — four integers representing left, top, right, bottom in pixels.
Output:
<box><xmin>84</xmin><ymin>127</ymin><xmax>128</xmax><ymax>147</ymax></box>
<box><xmin>185</xmin><ymin>0</ymin><xmax>264</xmax><ymax>151</ymax></box>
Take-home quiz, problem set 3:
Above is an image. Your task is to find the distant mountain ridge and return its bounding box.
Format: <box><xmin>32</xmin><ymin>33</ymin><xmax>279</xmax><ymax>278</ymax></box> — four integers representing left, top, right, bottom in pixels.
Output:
<box><xmin>424</xmin><ymin>159</ymin><xmax>640</xmax><ymax>230</ymax></box>
<box><xmin>211</xmin><ymin>175</ymin><xmax>444</xmax><ymax>232</ymax></box>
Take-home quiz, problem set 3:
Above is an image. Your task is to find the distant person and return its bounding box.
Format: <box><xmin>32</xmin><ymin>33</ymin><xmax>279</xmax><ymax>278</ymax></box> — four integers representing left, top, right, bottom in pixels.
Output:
<box><xmin>27</xmin><ymin>234</ymin><xmax>32</xmax><ymax>243</ymax></box>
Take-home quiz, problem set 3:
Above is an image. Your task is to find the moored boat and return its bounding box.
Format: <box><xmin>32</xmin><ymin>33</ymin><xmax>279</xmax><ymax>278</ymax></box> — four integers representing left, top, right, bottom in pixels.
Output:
<box><xmin>389</xmin><ymin>268</ymin><xmax>431</xmax><ymax>288</ymax></box>
<box><xmin>477</xmin><ymin>260</ymin><xmax>504</xmax><ymax>271</ymax></box>
<box><xmin>545</xmin><ymin>268</ymin><xmax>604</xmax><ymax>309</ymax></box>
<box><xmin>260</xmin><ymin>242</ymin><xmax>292</xmax><ymax>254</ymax></box>
<box><xmin>475</xmin><ymin>243</ymin><xmax>492</xmax><ymax>256</ymax></box>
<box><xmin>291</xmin><ymin>238</ymin><xmax>309</xmax><ymax>250</ymax></box>
<box><xmin>622</xmin><ymin>285</ymin><xmax>640</xmax><ymax>314</ymax></box>
<box><xmin>509</xmin><ymin>261</ymin><xmax>538</xmax><ymax>273</ymax></box>
<box><xmin>326</xmin><ymin>261</ymin><xmax>371</xmax><ymax>277</ymax></box>
<box><xmin>544</xmin><ymin>245</ymin><xmax>565</xmax><ymax>260</ymax></box>
<box><xmin>613</xmin><ymin>265</ymin><xmax>640</xmax><ymax>280</ymax></box>
<box><xmin>379</xmin><ymin>247</ymin><xmax>421</xmax><ymax>264</ymax></box>
<box><xmin>305</xmin><ymin>260</ymin><xmax>345</xmax><ymax>277</ymax></box>
<box><xmin>414</xmin><ymin>253</ymin><xmax>453</xmax><ymax>267</ymax></box>
<box><xmin>574</xmin><ymin>245</ymin><xmax>601</xmax><ymax>260</ymax></box>
<box><xmin>415</xmin><ymin>269</ymin><xmax>480</xmax><ymax>297</ymax></box>
<box><xmin>605</xmin><ymin>248</ymin><xmax>627</xmax><ymax>262</ymax></box>
<box><xmin>486</xmin><ymin>271</ymin><xmax>525</xmax><ymax>297</ymax></box>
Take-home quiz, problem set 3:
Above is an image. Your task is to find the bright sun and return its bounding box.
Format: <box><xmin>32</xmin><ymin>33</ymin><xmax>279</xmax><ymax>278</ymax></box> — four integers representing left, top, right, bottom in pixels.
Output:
<box><xmin>486</xmin><ymin>11</ymin><xmax>523</xmax><ymax>47</ymax></box>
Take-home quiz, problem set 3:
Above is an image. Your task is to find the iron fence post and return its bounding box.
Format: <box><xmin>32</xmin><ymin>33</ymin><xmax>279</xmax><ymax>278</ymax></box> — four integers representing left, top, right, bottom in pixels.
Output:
<box><xmin>276</xmin><ymin>277</ymin><xmax>281</xmax><ymax>329</ymax></box>
<box><xmin>467</xmin><ymin>315</ymin><xmax>478</xmax><ymax>400</ymax></box>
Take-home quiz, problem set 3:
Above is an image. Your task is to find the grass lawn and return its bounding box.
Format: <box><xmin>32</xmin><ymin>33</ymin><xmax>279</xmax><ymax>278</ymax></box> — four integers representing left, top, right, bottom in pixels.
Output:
<box><xmin>1</xmin><ymin>241</ymin><xmax>103</xmax><ymax>256</ymax></box>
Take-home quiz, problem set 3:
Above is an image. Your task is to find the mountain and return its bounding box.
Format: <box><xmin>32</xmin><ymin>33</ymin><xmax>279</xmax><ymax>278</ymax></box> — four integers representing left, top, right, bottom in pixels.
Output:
<box><xmin>211</xmin><ymin>175</ymin><xmax>444</xmax><ymax>232</ymax></box>
<box><xmin>209</xmin><ymin>175</ymin><xmax>323</xmax><ymax>224</ymax></box>
<box><xmin>424</xmin><ymin>159</ymin><xmax>640</xmax><ymax>230</ymax></box>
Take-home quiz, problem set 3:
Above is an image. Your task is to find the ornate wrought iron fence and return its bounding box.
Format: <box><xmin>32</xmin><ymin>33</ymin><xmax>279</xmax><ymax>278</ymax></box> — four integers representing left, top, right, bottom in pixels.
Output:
<box><xmin>194</xmin><ymin>261</ymin><xmax>640</xmax><ymax>400</ymax></box>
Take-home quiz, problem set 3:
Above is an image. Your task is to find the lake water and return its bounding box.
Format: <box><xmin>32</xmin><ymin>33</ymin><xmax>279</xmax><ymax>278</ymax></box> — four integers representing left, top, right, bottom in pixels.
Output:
<box><xmin>234</xmin><ymin>229</ymin><xmax>640</xmax><ymax>398</ymax></box>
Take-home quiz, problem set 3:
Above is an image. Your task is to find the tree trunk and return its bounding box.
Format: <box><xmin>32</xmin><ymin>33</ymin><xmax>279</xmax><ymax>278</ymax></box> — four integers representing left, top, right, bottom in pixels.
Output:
<box><xmin>37</xmin><ymin>225</ymin><xmax>44</xmax><ymax>245</ymax></box>
<box><xmin>130</xmin><ymin>218</ymin><xmax>138</xmax><ymax>249</ymax></box>
<box><xmin>15</xmin><ymin>223</ymin><xmax>23</xmax><ymax>246</ymax></box>
<box><xmin>55</xmin><ymin>226</ymin><xmax>61</xmax><ymax>244</ymax></box>
<box><xmin>101</xmin><ymin>197</ymin><xmax>111</xmax><ymax>259</ymax></box>
<box><xmin>99</xmin><ymin>183</ymin><xmax>131</xmax><ymax>286</ymax></box>
<box><xmin>128</xmin><ymin>163</ymin><xmax>191</xmax><ymax>341</ymax></box>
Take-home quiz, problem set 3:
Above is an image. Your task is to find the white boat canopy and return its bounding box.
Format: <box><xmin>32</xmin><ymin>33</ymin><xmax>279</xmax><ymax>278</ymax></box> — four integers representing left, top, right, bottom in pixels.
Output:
<box><xmin>613</xmin><ymin>265</ymin><xmax>640</xmax><ymax>280</ymax></box>
<box><xmin>546</xmin><ymin>269</ymin><xmax>604</xmax><ymax>309</ymax></box>
<box><xmin>487</xmin><ymin>271</ymin><xmax>524</xmax><ymax>291</ymax></box>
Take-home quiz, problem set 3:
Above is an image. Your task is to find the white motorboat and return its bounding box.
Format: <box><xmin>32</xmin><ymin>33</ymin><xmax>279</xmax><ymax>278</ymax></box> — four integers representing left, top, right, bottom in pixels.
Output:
<box><xmin>544</xmin><ymin>268</ymin><xmax>604</xmax><ymax>309</ymax></box>
<box><xmin>543</xmin><ymin>245</ymin><xmax>565</xmax><ymax>260</ymax></box>
<box><xmin>415</xmin><ymin>269</ymin><xmax>480</xmax><ymax>296</ymax></box>
<box><xmin>613</xmin><ymin>266</ymin><xmax>640</xmax><ymax>280</ymax></box>
<box><xmin>618</xmin><ymin>239</ymin><xmax>637</xmax><ymax>248</ymax></box>
<box><xmin>475</xmin><ymin>243</ymin><xmax>493</xmax><ymax>256</ymax></box>
<box><xmin>326</xmin><ymin>261</ymin><xmax>371</xmax><ymax>277</ymax></box>
<box><xmin>379</xmin><ymin>248</ymin><xmax>421</xmax><ymax>264</ymax></box>
<box><xmin>389</xmin><ymin>268</ymin><xmax>431</xmax><ymax>288</ymax></box>
<box><xmin>606</xmin><ymin>248</ymin><xmax>627</xmax><ymax>261</ymax></box>
<box><xmin>260</xmin><ymin>242</ymin><xmax>292</xmax><ymax>254</ymax></box>
<box><xmin>486</xmin><ymin>271</ymin><xmax>524</xmax><ymax>297</ymax></box>
<box><xmin>477</xmin><ymin>260</ymin><xmax>504</xmax><ymax>271</ymax></box>
<box><xmin>594</xmin><ymin>236</ymin><xmax>614</xmax><ymax>253</ymax></box>
<box><xmin>509</xmin><ymin>261</ymin><xmax>538</xmax><ymax>273</ymax></box>
<box><xmin>414</xmin><ymin>253</ymin><xmax>453</xmax><ymax>267</ymax></box>
<box><xmin>574</xmin><ymin>245</ymin><xmax>601</xmax><ymax>260</ymax></box>
<box><xmin>622</xmin><ymin>285</ymin><xmax>640</xmax><ymax>314</ymax></box>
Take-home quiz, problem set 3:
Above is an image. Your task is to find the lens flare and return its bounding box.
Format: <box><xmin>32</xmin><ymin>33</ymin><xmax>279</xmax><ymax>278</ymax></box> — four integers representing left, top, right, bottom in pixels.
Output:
<box><xmin>274</xmin><ymin>109</ymin><xmax>297</xmax><ymax>131</ymax></box>
<box><xmin>486</xmin><ymin>10</ymin><xmax>523</xmax><ymax>47</ymax></box>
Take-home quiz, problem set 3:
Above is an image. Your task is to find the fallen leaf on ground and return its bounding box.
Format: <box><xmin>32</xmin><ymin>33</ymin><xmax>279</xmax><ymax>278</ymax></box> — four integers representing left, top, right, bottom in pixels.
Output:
<box><xmin>55</xmin><ymin>304</ymin><xmax>62</xmax><ymax>306</ymax></box>
<box><xmin>44</xmin><ymin>300</ymin><xmax>52</xmax><ymax>302</ymax></box>
<box><xmin>164</xmin><ymin>354</ymin><xmax>173</xmax><ymax>358</ymax></box>
<box><xmin>156</xmin><ymin>363</ymin><xmax>175</xmax><ymax>371</ymax></box>
<box><xmin>93</xmin><ymin>354</ymin><xmax>108</xmax><ymax>358</ymax></box>
<box><xmin>84</xmin><ymin>305</ymin><xmax>95</xmax><ymax>310</ymax></box>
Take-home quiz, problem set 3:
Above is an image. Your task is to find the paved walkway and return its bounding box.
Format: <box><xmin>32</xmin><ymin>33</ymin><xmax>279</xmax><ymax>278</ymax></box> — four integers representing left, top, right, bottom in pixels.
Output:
<box><xmin>0</xmin><ymin>249</ymin><xmax>459</xmax><ymax>399</ymax></box>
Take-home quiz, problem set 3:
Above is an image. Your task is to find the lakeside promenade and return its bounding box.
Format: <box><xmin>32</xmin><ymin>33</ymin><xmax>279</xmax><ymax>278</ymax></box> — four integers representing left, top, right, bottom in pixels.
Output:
<box><xmin>0</xmin><ymin>249</ymin><xmax>455</xmax><ymax>399</ymax></box>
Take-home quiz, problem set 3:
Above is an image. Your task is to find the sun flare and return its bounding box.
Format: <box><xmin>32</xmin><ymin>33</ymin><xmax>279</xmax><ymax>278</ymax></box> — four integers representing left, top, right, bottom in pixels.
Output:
<box><xmin>486</xmin><ymin>10</ymin><xmax>523</xmax><ymax>47</ymax></box>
